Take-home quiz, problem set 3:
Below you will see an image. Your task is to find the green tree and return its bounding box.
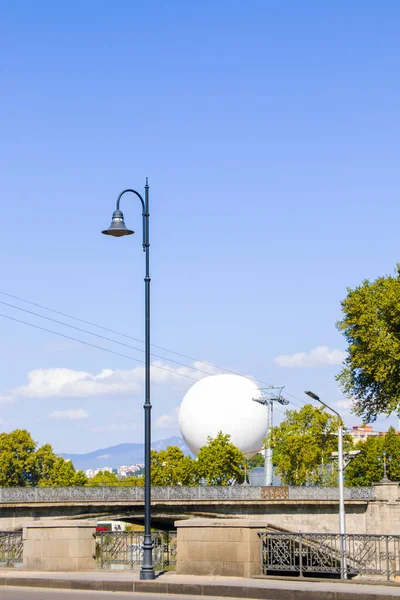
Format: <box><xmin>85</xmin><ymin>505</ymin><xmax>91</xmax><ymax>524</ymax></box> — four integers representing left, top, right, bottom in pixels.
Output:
<box><xmin>247</xmin><ymin>453</ymin><xmax>265</xmax><ymax>469</ymax></box>
<box><xmin>196</xmin><ymin>431</ymin><xmax>245</xmax><ymax>485</ymax></box>
<box><xmin>150</xmin><ymin>446</ymin><xmax>198</xmax><ymax>486</ymax></box>
<box><xmin>269</xmin><ymin>405</ymin><xmax>351</xmax><ymax>486</ymax></box>
<box><xmin>119</xmin><ymin>475</ymin><xmax>144</xmax><ymax>487</ymax></box>
<box><xmin>0</xmin><ymin>430</ymin><xmax>37</xmax><ymax>487</ymax></box>
<box><xmin>345</xmin><ymin>427</ymin><xmax>400</xmax><ymax>486</ymax></box>
<box><xmin>0</xmin><ymin>430</ymin><xmax>87</xmax><ymax>487</ymax></box>
<box><xmin>336</xmin><ymin>265</ymin><xmax>400</xmax><ymax>422</ymax></box>
<box><xmin>87</xmin><ymin>470</ymin><xmax>119</xmax><ymax>486</ymax></box>
<box><xmin>38</xmin><ymin>456</ymin><xmax>87</xmax><ymax>487</ymax></box>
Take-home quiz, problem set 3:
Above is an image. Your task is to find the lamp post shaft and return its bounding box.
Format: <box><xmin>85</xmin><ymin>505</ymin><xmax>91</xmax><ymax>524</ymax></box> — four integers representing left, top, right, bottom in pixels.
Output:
<box><xmin>338</xmin><ymin>423</ymin><xmax>347</xmax><ymax>579</ymax></box>
<box><xmin>141</xmin><ymin>180</ymin><xmax>155</xmax><ymax>580</ymax></box>
<box><xmin>304</xmin><ymin>391</ymin><xmax>347</xmax><ymax>579</ymax></box>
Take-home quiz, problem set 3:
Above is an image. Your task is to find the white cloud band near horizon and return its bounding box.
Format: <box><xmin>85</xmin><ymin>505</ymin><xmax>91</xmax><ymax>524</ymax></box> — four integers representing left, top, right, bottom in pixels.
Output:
<box><xmin>1</xmin><ymin>360</ymin><xmax>219</xmax><ymax>403</ymax></box>
<box><xmin>274</xmin><ymin>346</ymin><xmax>346</xmax><ymax>368</ymax></box>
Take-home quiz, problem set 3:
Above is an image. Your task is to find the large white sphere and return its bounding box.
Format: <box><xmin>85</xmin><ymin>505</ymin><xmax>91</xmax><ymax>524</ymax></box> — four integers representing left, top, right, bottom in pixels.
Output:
<box><xmin>178</xmin><ymin>374</ymin><xmax>267</xmax><ymax>456</ymax></box>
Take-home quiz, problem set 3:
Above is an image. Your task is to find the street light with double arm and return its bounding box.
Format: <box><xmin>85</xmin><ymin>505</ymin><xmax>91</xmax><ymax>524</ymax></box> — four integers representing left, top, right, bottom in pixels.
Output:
<box><xmin>102</xmin><ymin>179</ymin><xmax>155</xmax><ymax>581</ymax></box>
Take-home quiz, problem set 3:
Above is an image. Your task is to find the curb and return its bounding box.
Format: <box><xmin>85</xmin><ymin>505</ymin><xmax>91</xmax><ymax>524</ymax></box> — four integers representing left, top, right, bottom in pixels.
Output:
<box><xmin>0</xmin><ymin>577</ymin><xmax>135</xmax><ymax>593</ymax></box>
<box><xmin>134</xmin><ymin>581</ymin><xmax>400</xmax><ymax>600</ymax></box>
<box><xmin>0</xmin><ymin>577</ymin><xmax>399</xmax><ymax>598</ymax></box>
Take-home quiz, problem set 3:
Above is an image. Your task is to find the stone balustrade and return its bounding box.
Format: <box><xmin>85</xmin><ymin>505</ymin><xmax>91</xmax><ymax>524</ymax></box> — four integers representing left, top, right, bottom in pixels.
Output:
<box><xmin>0</xmin><ymin>485</ymin><xmax>376</xmax><ymax>503</ymax></box>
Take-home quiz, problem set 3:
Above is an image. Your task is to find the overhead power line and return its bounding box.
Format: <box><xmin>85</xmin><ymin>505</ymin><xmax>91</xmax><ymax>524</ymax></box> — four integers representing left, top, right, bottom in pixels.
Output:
<box><xmin>0</xmin><ymin>290</ymin><xmax>307</xmax><ymax>411</ymax></box>
<box><xmin>0</xmin><ymin>300</ymin><xmax>218</xmax><ymax>379</ymax></box>
<box><xmin>0</xmin><ymin>310</ymin><xmax>288</xmax><ymax>417</ymax></box>
<box><xmin>0</xmin><ymin>312</ymin><xmax>199</xmax><ymax>382</ymax></box>
<box><xmin>0</xmin><ymin>291</ymin><xmax>257</xmax><ymax>380</ymax></box>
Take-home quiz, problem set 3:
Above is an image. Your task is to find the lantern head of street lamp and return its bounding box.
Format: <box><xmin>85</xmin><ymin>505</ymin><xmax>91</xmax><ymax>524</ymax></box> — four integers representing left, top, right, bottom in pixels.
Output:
<box><xmin>305</xmin><ymin>390</ymin><xmax>320</xmax><ymax>402</ymax></box>
<box><xmin>102</xmin><ymin>210</ymin><xmax>134</xmax><ymax>237</ymax></box>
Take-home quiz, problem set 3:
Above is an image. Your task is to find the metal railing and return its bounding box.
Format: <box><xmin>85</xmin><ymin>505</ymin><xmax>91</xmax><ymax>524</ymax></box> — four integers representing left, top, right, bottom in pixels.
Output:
<box><xmin>96</xmin><ymin>530</ymin><xmax>177</xmax><ymax>571</ymax></box>
<box><xmin>259</xmin><ymin>532</ymin><xmax>400</xmax><ymax>581</ymax></box>
<box><xmin>0</xmin><ymin>485</ymin><xmax>375</xmax><ymax>503</ymax></box>
<box><xmin>0</xmin><ymin>531</ymin><xmax>23</xmax><ymax>568</ymax></box>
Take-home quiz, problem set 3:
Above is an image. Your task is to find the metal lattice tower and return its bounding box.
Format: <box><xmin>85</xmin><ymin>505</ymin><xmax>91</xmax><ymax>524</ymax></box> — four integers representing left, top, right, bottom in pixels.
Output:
<box><xmin>253</xmin><ymin>386</ymin><xmax>289</xmax><ymax>486</ymax></box>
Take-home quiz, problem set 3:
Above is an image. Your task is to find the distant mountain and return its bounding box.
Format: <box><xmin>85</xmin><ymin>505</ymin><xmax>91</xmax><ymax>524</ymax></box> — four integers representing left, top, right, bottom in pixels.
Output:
<box><xmin>61</xmin><ymin>436</ymin><xmax>192</xmax><ymax>471</ymax></box>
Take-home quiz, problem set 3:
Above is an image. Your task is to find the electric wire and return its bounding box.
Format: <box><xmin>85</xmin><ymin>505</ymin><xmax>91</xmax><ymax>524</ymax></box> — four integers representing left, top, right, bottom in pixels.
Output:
<box><xmin>0</xmin><ymin>312</ymin><xmax>199</xmax><ymax>382</ymax></box>
<box><xmin>0</xmin><ymin>291</ymin><xmax>260</xmax><ymax>380</ymax></box>
<box><xmin>0</xmin><ymin>300</ymin><xmax>218</xmax><ymax>379</ymax></box>
<box><xmin>0</xmin><ymin>291</ymin><xmax>307</xmax><ymax>410</ymax></box>
<box><xmin>0</xmin><ymin>310</ymin><xmax>288</xmax><ymax>416</ymax></box>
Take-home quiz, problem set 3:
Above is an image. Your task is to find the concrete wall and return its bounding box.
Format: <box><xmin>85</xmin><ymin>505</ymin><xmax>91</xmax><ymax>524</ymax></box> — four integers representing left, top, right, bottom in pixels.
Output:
<box><xmin>23</xmin><ymin>520</ymin><xmax>96</xmax><ymax>571</ymax></box>
<box><xmin>176</xmin><ymin>519</ymin><xmax>263</xmax><ymax>578</ymax></box>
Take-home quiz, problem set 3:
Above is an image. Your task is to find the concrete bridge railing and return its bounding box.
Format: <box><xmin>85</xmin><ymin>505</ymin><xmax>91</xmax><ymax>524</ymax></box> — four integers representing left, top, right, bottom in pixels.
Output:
<box><xmin>0</xmin><ymin>485</ymin><xmax>375</xmax><ymax>503</ymax></box>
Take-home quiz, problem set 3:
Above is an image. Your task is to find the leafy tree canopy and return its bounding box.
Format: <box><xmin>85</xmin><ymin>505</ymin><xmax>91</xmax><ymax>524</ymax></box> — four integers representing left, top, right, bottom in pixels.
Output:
<box><xmin>118</xmin><ymin>475</ymin><xmax>144</xmax><ymax>487</ymax></box>
<box><xmin>345</xmin><ymin>427</ymin><xmax>400</xmax><ymax>486</ymax></box>
<box><xmin>196</xmin><ymin>431</ymin><xmax>245</xmax><ymax>485</ymax></box>
<box><xmin>269</xmin><ymin>405</ymin><xmax>352</xmax><ymax>486</ymax></box>
<box><xmin>87</xmin><ymin>470</ymin><xmax>119</xmax><ymax>486</ymax></box>
<box><xmin>247</xmin><ymin>453</ymin><xmax>265</xmax><ymax>469</ymax></box>
<box><xmin>150</xmin><ymin>446</ymin><xmax>198</xmax><ymax>486</ymax></box>
<box><xmin>337</xmin><ymin>265</ymin><xmax>400</xmax><ymax>422</ymax></box>
<box><xmin>0</xmin><ymin>429</ymin><xmax>87</xmax><ymax>487</ymax></box>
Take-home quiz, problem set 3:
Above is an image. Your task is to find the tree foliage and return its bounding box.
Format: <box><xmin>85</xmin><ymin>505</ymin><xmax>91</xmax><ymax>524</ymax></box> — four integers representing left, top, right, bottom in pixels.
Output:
<box><xmin>150</xmin><ymin>446</ymin><xmax>198</xmax><ymax>486</ymax></box>
<box><xmin>87</xmin><ymin>470</ymin><xmax>119</xmax><ymax>486</ymax></box>
<box><xmin>196</xmin><ymin>431</ymin><xmax>245</xmax><ymax>485</ymax></box>
<box><xmin>0</xmin><ymin>429</ymin><xmax>87</xmax><ymax>487</ymax></box>
<box><xmin>86</xmin><ymin>436</ymin><xmax>245</xmax><ymax>487</ymax></box>
<box><xmin>345</xmin><ymin>427</ymin><xmax>400</xmax><ymax>486</ymax></box>
<box><xmin>269</xmin><ymin>405</ymin><xmax>352</xmax><ymax>486</ymax></box>
<box><xmin>119</xmin><ymin>475</ymin><xmax>144</xmax><ymax>487</ymax></box>
<box><xmin>38</xmin><ymin>454</ymin><xmax>87</xmax><ymax>487</ymax></box>
<box><xmin>247</xmin><ymin>453</ymin><xmax>265</xmax><ymax>469</ymax></box>
<box><xmin>336</xmin><ymin>265</ymin><xmax>400</xmax><ymax>422</ymax></box>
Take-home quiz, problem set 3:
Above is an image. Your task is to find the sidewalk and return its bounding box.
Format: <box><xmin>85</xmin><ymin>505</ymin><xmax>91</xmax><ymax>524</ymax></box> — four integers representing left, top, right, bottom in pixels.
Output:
<box><xmin>0</xmin><ymin>569</ymin><xmax>400</xmax><ymax>598</ymax></box>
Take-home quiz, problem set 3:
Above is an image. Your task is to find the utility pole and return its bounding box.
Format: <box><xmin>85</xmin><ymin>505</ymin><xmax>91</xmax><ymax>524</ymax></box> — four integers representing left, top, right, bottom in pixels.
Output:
<box><xmin>253</xmin><ymin>387</ymin><xmax>289</xmax><ymax>486</ymax></box>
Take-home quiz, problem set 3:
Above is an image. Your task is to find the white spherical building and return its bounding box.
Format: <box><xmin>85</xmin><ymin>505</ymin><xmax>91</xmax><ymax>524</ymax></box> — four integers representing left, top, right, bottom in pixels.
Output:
<box><xmin>178</xmin><ymin>374</ymin><xmax>267</xmax><ymax>456</ymax></box>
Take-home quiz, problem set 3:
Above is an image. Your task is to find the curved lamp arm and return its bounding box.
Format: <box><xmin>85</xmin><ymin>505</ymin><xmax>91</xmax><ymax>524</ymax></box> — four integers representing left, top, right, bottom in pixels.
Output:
<box><xmin>115</xmin><ymin>181</ymin><xmax>149</xmax><ymax>251</ymax></box>
<box><xmin>116</xmin><ymin>188</ymin><xmax>145</xmax><ymax>212</ymax></box>
<box><xmin>305</xmin><ymin>390</ymin><xmax>343</xmax><ymax>425</ymax></box>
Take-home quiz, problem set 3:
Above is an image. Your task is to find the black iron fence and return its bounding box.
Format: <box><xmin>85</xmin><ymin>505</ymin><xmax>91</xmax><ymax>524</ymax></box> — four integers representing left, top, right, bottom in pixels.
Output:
<box><xmin>259</xmin><ymin>532</ymin><xmax>400</xmax><ymax>581</ymax></box>
<box><xmin>95</xmin><ymin>530</ymin><xmax>177</xmax><ymax>571</ymax></box>
<box><xmin>0</xmin><ymin>531</ymin><xmax>23</xmax><ymax>568</ymax></box>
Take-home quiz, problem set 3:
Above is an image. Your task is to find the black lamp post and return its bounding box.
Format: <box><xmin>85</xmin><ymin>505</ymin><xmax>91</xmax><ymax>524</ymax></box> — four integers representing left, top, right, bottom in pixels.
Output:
<box><xmin>102</xmin><ymin>179</ymin><xmax>155</xmax><ymax>580</ymax></box>
<box><xmin>378</xmin><ymin>450</ymin><xmax>392</xmax><ymax>482</ymax></box>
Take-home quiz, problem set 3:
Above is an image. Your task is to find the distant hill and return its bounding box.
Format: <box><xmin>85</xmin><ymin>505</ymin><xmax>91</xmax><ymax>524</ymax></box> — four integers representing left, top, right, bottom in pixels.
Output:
<box><xmin>61</xmin><ymin>436</ymin><xmax>192</xmax><ymax>471</ymax></box>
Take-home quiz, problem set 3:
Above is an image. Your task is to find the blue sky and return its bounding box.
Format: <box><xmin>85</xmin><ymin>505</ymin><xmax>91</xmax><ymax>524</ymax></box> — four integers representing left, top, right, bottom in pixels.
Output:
<box><xmin>0</xmin><ymin>1</ymin><xmax>399</xmax><ymax>454</ymax></box>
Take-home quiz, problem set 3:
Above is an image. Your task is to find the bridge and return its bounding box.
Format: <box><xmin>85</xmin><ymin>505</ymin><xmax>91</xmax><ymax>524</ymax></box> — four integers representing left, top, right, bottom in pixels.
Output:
<box><xmin>0</xmin><ymin>482</ymin><xmax>397</xmax><ymax>534</ymax></box>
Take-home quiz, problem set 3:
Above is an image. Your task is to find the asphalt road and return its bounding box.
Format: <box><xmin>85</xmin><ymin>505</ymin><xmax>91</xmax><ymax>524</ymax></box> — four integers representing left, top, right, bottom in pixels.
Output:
<box><xmin>0</xmin><ymin>589</ymin><xmax>210</xmax><ymax>600</ymax></box>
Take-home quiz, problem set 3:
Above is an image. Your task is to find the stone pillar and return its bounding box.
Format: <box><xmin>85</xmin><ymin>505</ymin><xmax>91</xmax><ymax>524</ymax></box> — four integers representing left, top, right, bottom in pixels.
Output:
<box><xmin>175</xmin><ymin>518</ymin><xmax>265</xmax><ymax>577</ymax></box>
<box><xmin>373</xmin><ymin>481</ymin><xmax>400</xmax><ymax>503</ymax></box>
<box><xmin>23</xmin><ymin>520</ymin><xmax>96</xmax><ymax>571</ymax></box>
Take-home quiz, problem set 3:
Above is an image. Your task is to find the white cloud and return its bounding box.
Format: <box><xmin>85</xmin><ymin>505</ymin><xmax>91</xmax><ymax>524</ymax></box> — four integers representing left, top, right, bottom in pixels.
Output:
<box><xmin>4</xmin><ymin>360</ymin><xmax>219</xmax><ymax>402</ymax></box>
<box><xmin>96</xmin><ymin>454</ymin><xmax>110</xmax><ymax>460</ymax></box>
<box><xmin>274</xmin><ymin>346</ymin><xmax>346</xmax><ymax>368</ymax></box>
<box><xmin>49</xmin><ymin>409</ymin><xmax>89</xmax><ymax>421</ymax></box>
<box><xmin>154</xmin><ymin>407</ymin><xmax>179</xmax><ymax>430</ymax></box>
<box><xmin>335</xmin><ymin>398</ymin><xmax>354</xmax><ymax>411</ymax></box>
